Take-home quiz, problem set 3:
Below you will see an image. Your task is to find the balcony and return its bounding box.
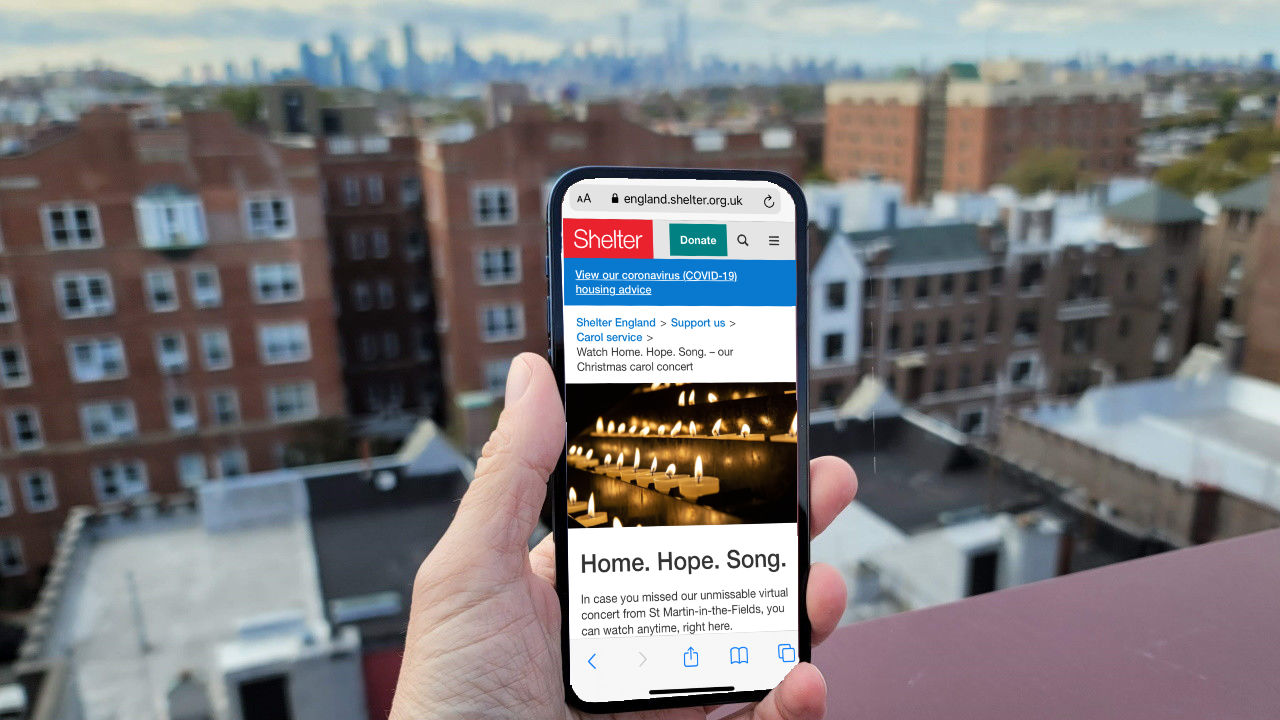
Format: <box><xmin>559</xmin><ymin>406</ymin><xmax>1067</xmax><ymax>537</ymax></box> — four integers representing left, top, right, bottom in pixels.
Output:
<box><xmin>1057</xmin><ymin>297</ymin><xmax>1113</xmax><ymax>321</ymax></box>
<box><xmin>814</xmin><ymin>529</ymin><xmax>1280</xmax><ymax>718</ymax></box>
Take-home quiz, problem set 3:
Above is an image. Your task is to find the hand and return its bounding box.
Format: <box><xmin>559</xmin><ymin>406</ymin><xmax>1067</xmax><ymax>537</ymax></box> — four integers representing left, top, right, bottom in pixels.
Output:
<box><xmin>390</xmin><ymin>353</ymin><xmax>858</xmax><ymax>720</ymax></box>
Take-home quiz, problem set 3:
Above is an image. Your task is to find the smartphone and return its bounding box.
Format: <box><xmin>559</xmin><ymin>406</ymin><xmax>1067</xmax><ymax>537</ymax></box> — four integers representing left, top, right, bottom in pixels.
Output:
<box><xmin>546</xmin><ymin>167</ymin><xmax>810</xmax><ymax>712</ymax></box>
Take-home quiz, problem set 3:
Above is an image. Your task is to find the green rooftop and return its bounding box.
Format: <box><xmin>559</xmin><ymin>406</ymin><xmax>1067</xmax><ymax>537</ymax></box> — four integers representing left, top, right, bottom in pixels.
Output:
<box><xmin>1218</xmin><ymin>176</ymin><xmax>1271</xmax><ymax>213</ymax></box>
<box><xmin>845</xmin><ymin>223</ymin><xmax>987</xmax><ymax>266</ymax></box>
<box><xmin>1105</xmin><ymin>185</ymin><xmax>1204</xmax><ymax>225</ymax></box>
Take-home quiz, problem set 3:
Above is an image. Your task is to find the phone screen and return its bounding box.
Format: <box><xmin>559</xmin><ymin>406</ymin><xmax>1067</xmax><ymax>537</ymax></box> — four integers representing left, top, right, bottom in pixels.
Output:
<box><xmin>550</xmin><ymin>171</ymin><xmax>807</xmax><ymax>708</ymax></box>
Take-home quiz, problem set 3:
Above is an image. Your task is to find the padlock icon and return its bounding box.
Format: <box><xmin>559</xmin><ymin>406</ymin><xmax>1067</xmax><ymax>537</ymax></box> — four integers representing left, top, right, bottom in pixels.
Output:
<box><xmin>611</xmin><ymin>193</ymin><xmax>619</xmax><ymax>204</ymax></box>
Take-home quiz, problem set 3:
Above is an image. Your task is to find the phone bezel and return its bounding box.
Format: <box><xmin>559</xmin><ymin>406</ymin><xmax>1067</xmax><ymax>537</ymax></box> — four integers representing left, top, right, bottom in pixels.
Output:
<box><xmin>546</xmin><ymin>166</ymin><xmax>811</xmax><ymax>713</ymax></box>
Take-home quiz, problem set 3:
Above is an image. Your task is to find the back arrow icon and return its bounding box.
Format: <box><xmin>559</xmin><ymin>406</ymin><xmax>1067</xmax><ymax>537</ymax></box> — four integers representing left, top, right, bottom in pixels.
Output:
<box><xmin>638</xmin><ymin>652</ymin><xmax>647</xmax><ymax>667</ymax></box>
<box><xmin>588</xmin><ymin>653</ymin><xmax>597</xmax><ymax>669</ymax></box>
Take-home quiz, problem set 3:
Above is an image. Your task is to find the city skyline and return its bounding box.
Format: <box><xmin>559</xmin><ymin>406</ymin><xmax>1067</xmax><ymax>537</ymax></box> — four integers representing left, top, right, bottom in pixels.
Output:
<box><xmin>1</xmin><ymin>0</ymin><xmax>1280</xmax><ymax>82</ymax></box>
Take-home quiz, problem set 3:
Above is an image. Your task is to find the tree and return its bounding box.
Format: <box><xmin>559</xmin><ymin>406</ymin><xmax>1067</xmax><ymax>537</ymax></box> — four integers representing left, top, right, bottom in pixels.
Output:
<box><xmin>1001</xmin><ymin>147</ymin><xmax>1084</xmax><ymax>195</ymax></box>
<box><xmin>1154</xmin><ymin>125</ymin><xmax>1280</xmax><ymax>196</ymax></box>
<box><xmin>214</xmin><ymin>88</ymin><xmax>262</xmax><ymax>125</ymax></box>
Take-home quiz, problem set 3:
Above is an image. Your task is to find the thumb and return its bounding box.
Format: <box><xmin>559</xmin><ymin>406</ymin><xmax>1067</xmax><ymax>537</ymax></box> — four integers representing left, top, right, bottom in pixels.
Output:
<box><xmin>446</xmin><ymin>352</ymin><xmax>565</xmax><ymax>563</ymax></box>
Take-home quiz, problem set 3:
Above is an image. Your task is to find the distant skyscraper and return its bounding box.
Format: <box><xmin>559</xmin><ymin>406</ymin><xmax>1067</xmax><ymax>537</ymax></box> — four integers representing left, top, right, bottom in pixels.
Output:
<box><xmin>1261</xmin><ymin>52</ymin><xmax>1276</xmax><ymax>72</ymax></box>
<box><xmin>620</xmin><ymin>14</ymin><xmax>631</xmax><ymax>58</ymax></box>
<box><xmin>368</xmin><ymin>36</ymin><xmax>394</xmax><ymax>90</ymax></box>
<box><xmin>251</xmin><ymin>57</ymin><xmax>265</xmax><ymax>84</ymax></box>
<box><xmin>224</xmin><ymin>62</ymin><xmax>238</xmax><ymax>85</ymax></box>
<box><xmin>300</xmin><ymin>42</ymin><xmax>321</xmax><ymax>85</ymax></box>
<box><xmin>403</xmin><ymin>23</ymin><xmax>424</xmax><ymax>92</ymax></box>
<box><xmin>331</xmin><ymin>31</ymin><xmax>354</xmax><ymax>87</ymax></box>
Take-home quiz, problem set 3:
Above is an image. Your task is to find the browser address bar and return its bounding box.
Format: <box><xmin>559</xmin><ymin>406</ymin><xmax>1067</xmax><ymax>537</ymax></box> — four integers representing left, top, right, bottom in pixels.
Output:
<box><xmin>568</xmin><ymin>185</ymin><xmax>783</xmax><ymax>214</ymax></box>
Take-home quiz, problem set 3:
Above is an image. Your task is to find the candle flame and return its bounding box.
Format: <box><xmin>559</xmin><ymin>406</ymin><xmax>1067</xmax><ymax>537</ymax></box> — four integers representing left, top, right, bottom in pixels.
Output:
<box><xmin>633</xmin><ymin>448</ymin><xmax>640</xmax><ymax>469</ymax></box>
<box><xmin>585</xmin><ymin>449</ymin><xmax>593</xmax><ymax>460</ymax></box>
<box><xmin>569</xmin><ymin>487</ymin><xmax>577</xmax><ymax>503</ymax></box>
<box><xmin>612</xmin><ymin>517</ymin><xmax>622</xmax><ymax>528</ymax></box>
<box><xmin>568</xmin><ymin>445</ymin><xmax>576</xmax><ymax>455</ymax></box>
<box><xmin>587</xmin><ymin>492</ymin><xmax>595</xmax><ymax>517</ymax></box>
<box><xmin>641</xmin><ymin>426</ymin><xmax>650</xmax><ymax>436</ymax></box>
<box><xmin>707</xmin><ymin>392</ymin><xmax>718</xmax><ymax>403</ymax></box>
<box><xmin>790</xmin><ymin>413</ymin><xmax>798</xmax><ymax>435</ymax></box>
<box><xmin>740</xmin><ymin>423</ymin><xmax>750</xmax><ymax>437</ymax></box>
<box><xmin>651</xmin><ymin>382</ymin><xmax>661</xmax><ymax>389</ymax></box>
<box><xmin>678</xmin><ymin>391</ymin><xmax>686</xmax><ymax>406</ymax></box>
<box><xmin>616</xmin><ymin>453</ymin><xmax>623</xmax><ymax>468</ymax></box>
<box><xmin>690</xmin><ymin>389</ymin><xmax>696</xmax><ymax>405</ymax></box>
<box><xmin>694</xmin><ymin>455</ymin><xmax>703</xmax><ymax>482</ymax></box>
<box><xmin>657</xmin><ymin>424</ymin><xmax>666</xmax><ymax>435</ymax></box>
<box><xmin>712</xmin><ymin>419</ymin><xmax>722</xmax><ymax>436</ymax></box>
<box><xmin>596</xmin><ymin>417</ymin><xmax>603</xmax><ymax>433</ymax></box>
<box><xmin>688</xmin><ymin>421</ymin><xmax>697</xmax><ymax>435</ymax></box>
<box><xmin>617</xmin><ymin>420</ymin><xmax>626</xmax><ymax>433</ymax></box>
<box><xmin>671</xmin><ymin>421</ymin><xmax>682</xmax><ymax>436</ymax></box>
<box><xmin>628</xmin><ymin>424</ymin><xmax>636</xmax><ymax>434</ymax></box>
<box><xmin>607</xmin><ymin>420</ymin><xmax>615</xmax><ymax>434</ymax></box>
<box><xmin>604</xmin><ymin>453</ymin><xmax>612</xmax><ymax>465</ymax></box>
<box><xmin>665</xmin><ymin>463</ymin><xmax>676</xmax><ymax>478</ymax></box>
<box><xmin>650</xmin><ymin>455</ymin><xmax>658</xmax><ymax>472</ymax></box>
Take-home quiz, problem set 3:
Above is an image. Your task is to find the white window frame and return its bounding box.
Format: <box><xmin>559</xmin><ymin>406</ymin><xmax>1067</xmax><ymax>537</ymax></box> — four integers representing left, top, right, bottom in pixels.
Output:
<box><xmin>343</xmin><ymin>176</ymin><xmax>361</xmax><ymax>206</ymax></box>
<box><xmin>258</xmin><ymin>322</ymin><xmax>312</xmax><ymax>365</ymax></box>
<box><xmin>144</xmin><ymin>268</ymin><xmax>179</xmax><ymax>312</ymax></box>
<box><xmin>483</xmin><ymin>358</ymin><xmax>510</xmax><ymax>395</ymax></box>
<box><xmin>476</xmin><ymin>246</ymin><xmax>521</xmax><ymax>285</ymax></box>
<box><xmin>55</xmin><ymin>271</ymin><xmax>114</xmax><ymax>319</ymax></box>
<box><xmin>41</xmin><ymin>202</ymin><xmax>103</xmax><ymax>250</ymax></box>
<box><xmin>267</xmin><ymin>381</ymin><xmax>319</xmax><ymax>422</ymax></box>
<box><xmin>7</xmin><ymin>407</ymin><xmax>43</xmax><ymax>451</ymax></box>
<box><xmin>371</xmin><ymin>228</ymin><xmax>390</xmax><ymax>258</ymax></box>
<box><xmin>80</xmin><ymin>400</ymin><xmax>138</xmax><ymax>444</ymax></box>
<box><xmin>215</xmin><ymin>448</ymin><xmax>249</xmax><ymax>478</ymax></box>
<box><xmin>251</xmin><ymin>262</ymin><xmax>304</xmax><ymax>304</ymax></box>
<box><xmin>0</xmin><ymin>537</ymin><xmax>25</xmax><ymax>577</ymax></box>
<box><xmin>176</xmin><ymin>453</ymin><xmax>208</xmax><ymax>488</ymax></box>
<box><xmin>0</xmin><ymin>344</ymin><xmax>31</xmax><ymax>388</ymax></box>
<box><xmin>154</xmin><ymin>331</ymin><xmax>189</xmax><ymax>374</ymax></box>
<box><xmin>471</xmin><ymin>184</ymin><xmax>517</xmax><ymax>226</ymax></box>
<box><xmin>0</xmin><ymin>277</ymin><xmax>16</xmax><ymax>322</ymax></box>
<box><xmin>244</xmin><ymin>195</ymin><xmax>297</xmax><ymax>240</ymax></box>
<box><xmin>167</xmin><ymin>392</ymin><xmax>198</xmax><ymax>433</ymax></box>
<box><xmin>199</xmin><ymin>328</ymin><xmax>233</xmax><ymax>371</ymax></box>
<box><xmin>0</xmin><ymin>476</ymin><xmax>12</xmax><ymax>518</ymax></box>
<box><xmin>134</xmin><ymin>194</ymin><xmax>208</xmax><ymax>249</ymax></box>
<box><xmin>366</xmin><ymin>175</ymin><xmax>385</xmax><ymax>204</ymax></box>
<box><xmin>91</xmin><ymin>460</ymin><xmax>149</xmax><ymax>503</ymax></box>
<box><xmin>189</xmin><ymin>266</ymin><xmax>222</xmax><ymax>308</ymax></box>
<box><xmin>19</xmin><ymin>470</ymin><xmax>57</xmax><ymax>513</ymax></box>
<box><xmin>209</xmin><ymin>388</ymin><xmax>241</xmax><ymax>426</ymax></box>
<box><xmin>479</xmin><ymin>303</ymin><xmax>525</xmax><ymax>343</ymax></box>
<box><xmin>66</xmin><ymin>336</ymin><xmax>128</xmax><ymax>383</ymax></box>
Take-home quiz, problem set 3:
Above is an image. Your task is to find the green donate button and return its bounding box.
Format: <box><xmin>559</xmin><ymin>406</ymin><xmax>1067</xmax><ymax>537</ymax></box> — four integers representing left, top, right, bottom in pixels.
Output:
<box><xmin>669</xmin><ymin>223</ymin><xmax>727</xmax><ymax>256</ymax></box>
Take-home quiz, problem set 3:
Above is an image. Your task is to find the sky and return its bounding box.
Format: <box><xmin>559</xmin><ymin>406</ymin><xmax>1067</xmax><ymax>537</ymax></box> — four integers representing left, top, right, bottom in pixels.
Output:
<box><xmin>1</xmin><ymin>0</ymin><xmax>1279</xmax><ymax>81</ymax></box>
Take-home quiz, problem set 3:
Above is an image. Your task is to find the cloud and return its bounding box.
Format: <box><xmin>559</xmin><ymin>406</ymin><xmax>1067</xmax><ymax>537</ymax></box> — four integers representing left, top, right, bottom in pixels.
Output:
<box><xmin>958</xmin><ymin>0</ymin><xmax>1280</xmax><ymax>32</ymax></box>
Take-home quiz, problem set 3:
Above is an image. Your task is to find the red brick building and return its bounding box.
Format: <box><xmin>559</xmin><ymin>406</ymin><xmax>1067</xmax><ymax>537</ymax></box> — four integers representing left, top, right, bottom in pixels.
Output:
<box><xmin>825</xmin><ymin>62</ymin><xmax>1142</xmax><ymax>200</ymax></box>
<box><xmin>422</xmin><ymin>102</ymin><xmax>805</xmax><ymax>451</ymax></box>
<box><xmin>0</xmin><ymin>109</ymin><xmax>344</xmax><ymax>591</ymax></box>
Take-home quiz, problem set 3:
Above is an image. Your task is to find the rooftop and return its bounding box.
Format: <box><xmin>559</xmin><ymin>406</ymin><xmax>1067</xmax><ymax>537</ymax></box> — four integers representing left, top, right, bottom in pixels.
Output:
<box><xmin>1218</xmin><ymin>175</ymin><xmax>1271</xmax><ymax>213</ymax></box>
<box><xmin>844</xmin><ymin>223</ymin><xmax>988</xmax><ymax>268</ymax></box>
<box><xmin>1105</xmin><ymin>184</ymin><xmax>1205</xmax><ymax>225</ymax></box>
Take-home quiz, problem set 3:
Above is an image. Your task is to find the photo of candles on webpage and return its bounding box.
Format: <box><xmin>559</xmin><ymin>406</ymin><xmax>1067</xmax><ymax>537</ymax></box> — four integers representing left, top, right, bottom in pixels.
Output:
<box><xmin>559</xmin><ymin>178</ymin><xmax>801</xmax><ymax>703</ymax></box>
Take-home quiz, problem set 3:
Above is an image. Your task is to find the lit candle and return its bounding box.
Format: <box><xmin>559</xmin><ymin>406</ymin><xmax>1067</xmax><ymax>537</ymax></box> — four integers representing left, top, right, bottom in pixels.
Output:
<box><xmin>580</xmin><ymin>448</ymin><xmax>599</xmax><ymax>468</ymax></box>
<box><xmin>707</xmin><ymin>392</ymin><xmax>718</xmax><ymax>403</ymax></box>
<box><xmin>604</xmin><ymin>450</ymin><xmax>629</xmax><ymax>478</ymax></box>
<box><xmin>770</xmin><ymin>412</ymin><xmax>800</xmax><ymax>443</ymax></box>
<box><xmin>607</xmin><ymin>420</ymin><xmax>616</xmax><ymax>434</ymax></box>
<box><xmin>657</xmin><ymin>424</ymin><xmax>667</xmax><ymax>435</ymax></box>
<box><xmin>612</xmin><ymin>517</ymin><xmax>622</xmax><ymax>528</ymax></box>
<box><xmin>616</xmin><ymin>420</ymin><xmax>626</xmax><ymax>434</ymax></box>
<box><xmin>737</xmin><ymin>423</ymin><xmax>765</xmax><ymax>442</ymax></box>
<box><xmin>712</xmin><ymin>419</ymin><xmax>723</xmax><ymax>437</ymax></box>
<box><xmin>640</xmin><ymin>426</ymin><xmax>650</xmax><ymax>436</ymax></box>
<box><xmin>577</xmin><ymin>492</ymin><xmax>608</xmax><ymax>527</ymax></box>
<box><xmin>616</xmin><ymin>447</ymin><xmax>643</xmax><ymax>482</ymax></box>
<box><xmin>678</xmin><ymin>391</ymin><xmax>686</xmax><ymax>406</ymax></box>
<box><xmin>687</xmin><ymin>420</ymin><xmax>697</xmax><ymax>437</ymax></box>
<box><xmin>566</xmin><ymin>486</ymin><xmax>588</xmax><ymax>514</ymax></box>
<box><xmin>596</xmin><ymin>417</ymin><xmax>604</xmax><ymax>434</ymax></box>
<box><xmin>634</xmin><ymin>455</ymin><xmax>660</xmax><ymax>487</ymax></box>
<box><xmin>653</xmin><ymin>462</ymin><xmax>688</xmax><ymax>493</ymax></box>
<box><xmin>679</xmin><ymin>454</ymin><xmax>720</xmax><ymax>501</ymax></box>
<box><xmin>628</xmin><ymin>424</ymin><xmax>636</xmax><ymax>434</ymax></box>
<box><xmin>670</xmin><ymin>421</ymin><xmax>682</xmax><ymax>436</ymax></box>
<box><xmin>689</xmin><ymin>389</ymin><xmax>696</xmax><ymax>405</ymax></box>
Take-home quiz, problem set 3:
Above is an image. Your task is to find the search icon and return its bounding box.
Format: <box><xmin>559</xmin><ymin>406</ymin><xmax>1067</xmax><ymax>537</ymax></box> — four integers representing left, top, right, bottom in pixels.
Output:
<box><xmin>737</xmin><ymin>234</ymin><xmax>749</xmax><ymax>246</ymax></box>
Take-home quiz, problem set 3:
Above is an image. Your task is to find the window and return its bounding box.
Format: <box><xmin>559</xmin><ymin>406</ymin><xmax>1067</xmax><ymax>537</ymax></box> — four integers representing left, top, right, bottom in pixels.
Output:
<box><xmin>990</xmin><ymin>266</ymin><xmax>1004</xmax><ymax>291</ymax></box>
<box><xmin>932</xmin><ymin>366</ymin><xmax>949</xmax><ymax>394</ymax></box>
<box><xmin>410</xmin><ymin>278</ymin><xmax>431</xmax><ymax>310</ymax></box>
<box><xmin>7</xmin><ymin>408</ymin><xmax>42</xmax><ymax>450</ymax></box>
<box><xmin>245</xmin><ymin>196</ymin><xmax>296</xmax><ymax>239</ymax></box>
<box><xmin>251</xmin><ymin>263</ymin><xmax>303</xmax><ymax>303</ymax></box>
<box><xmin>986</xmin><ymin>306</ymin><xmax>1001</xmax><ymax>337</ymax></box>
<box><xmin>939</xmin><ymin>274</ymin><xmax>954</xmax><ymax>299</ymax></box>
<box><xmin>177</xmin><ymin>453</ymin><xmax>207</xmax><ymax>488</ymax></box>
<box><xmin>823</xmin><ymin>333</ymin><xmax>845</xmax><ymax>361</ymax></box>
<box><xmin>366</xmin><ymin>175</ymin><xmax>385</xmax><ymax>204</ymax></box>
<box><xmin>982</xmin><ymin>360</ymin><xmax>996</xmax><ymax>384</ymax></box>
<box><xmin>210</xmin><ymin>389</ymin><xmax>241</xmax><ymax>426</ymax></box>
<box><xmin>135</xmin><ymin>194</ymin><xmax>207</xmax><ymax>248</ymax></box>
<box><xmin>190</xmin><ymin>267</ymin><xmax>222</xmax><ymax>308</ymax></box>
<box><xmin>483</xmin><ymin>359</ymin><xmax>510</xmax><ymax>394</ymax></box>
<box><xmin>0</xmin><ymin>278</ymin><xmax>15</xmax><ymax>322</ymax></box>
<box><xmin>889</xmin><ymin>278</ymin><xmax>902</xmax><ymax>302</ymax></box>
<box><xmin>56</xmin><ymin>272</ymin><xmax>114</xmax><ymax>318</ymax></box>
<box><xmin>167</xmin><ymin>393</ymin><xmax>198</xmax><ymax>432</ymax></box>
<box><xmin>887</xmin><ymin>323</ymin><xmax>901</xmax><ymax>350</ymax></box>
<box><xmin>155</xmin><ymin>332</ymin><xmax>188</xmax><ymax>374</ymax></box>
<box><xmin>472</xmin><ymin>184</ymin><xmax>517</xmax><ymax>226</ymax></box>
<box><xmin>20</xmin><ymin>470</ymin><xmax>57</xmax><ymax>513</ymax></box>
<box><xmin>477</xmin><ymin>247</ymin><xmax>521</xmax><ymax>285</ymax></box>
<box><xmin>258</xmin><ymin>322</ymin><xmax>312</xmax><ymax>364</ymax></box>
<box><xmin>936</xmin><ymin>318</ymin><xmax>951</xmax><ymax>346</ymax></box>
<box><xmin>1124</xmin><ymin>268</ymin><xmax>1137</xmax><ymax>292</ymax></box>
<box><xmin>960</xmin><ymin>315</ymin><xmax>975</xmax><ymax>343</ymax></box>
<box><xmin>957</xmin><ymin>364</ymin><xmax>972</xmax><ymax>389</ymax></box>
<box><xmin>1010</xmin><ymin>357</ymin><xmax>1036</xmax><ymax>386</ymax></box>
<box><xmin>405</xmin><ymin>230</ymin><xmax>426</xmax><ymax>259</ymax></box>
<box><xmin>67</xmin><ymin>337</ymin><xmax>127</xmax><ymax>382</ymax></box>
<box><xmin>481</xmin><ymin>304</ymin><xmax>524</xmax><ymax>342</ymax></box>
<box><xmin>371</xmin><ymin>228</ymin><xmax>390</xmax><ymax>258</ymax></box>
<box><xmin>351</xmin><ymin>282</ymin><xmax>373</xmax><ymax>311</ymax></box>
<box><xmin>215</xmin><ymin>448</ymin><xmax>249</xmax><ymax>478</ymax></box>
<box><xmin>382</xmin><ymin>330</ymin><xmax>400</xmax><ymax>359</ymax></box>
<box><xmin>864</xmin><ymin>278</ymin><xmax>880</xmax><ymax>302</ymax></box>
<box><xmin>0</xmin><ymin>537</ymin><xmax>25</xmax><ymax>577</ymax></box>
<box><xmin>959</xmin><ymin>408</ymin><xmax>987</xmax><ymax>435</ymax></box>
<box><xmin>1015</xmin><ymin>310</ymin><xmax>1039</xmax><ymax>340</ymax></box>
<box><xmin>401</xmin><ymin>176</ymin><xmax>422</xmax><ymax>206</ymax></box>
<box><xmin>825</xmin><ymin>282</ymin><xmax>846</xmax><ymax>310</ymax></box>
<box><xmin>91</xmin><ymin>461</ymin><xmax>148</xmax><ymax>502</ymax></box>
<box><xmin>0</xmin><ymin>345</ymin><xmax>31</xmax><ymax>388</ymax></box>
<box><xmin>347</xmin><ymin>232</ymin><xmax>367</xmax><ymax>260</ymax></box>
<box><xmin>42</xmin><ymin>202</ymin><xmax>102</xmax><ymax>249</ymax></box>
<box><xmin>911</xmin><ymin>321</ymin><xmax>926</xmax><ymax>348</ymax></box>
<box><xmin>359</xmin><ymin>333</ymin><xmax>378</xmax><ymax>360</ymax></box>
<box><xmin>914</xmin><ymin>276</ymin><xmax>931</xmax><ymax>301</ymax></box>
<box><xmin>199</xmin><ymin>329</ymin><xmax>233</xmax><ymax>371</ymax></box>
<box><xmin>80</xmin><ymin>400</ymin><xmax>137</xmax><ymax>443</ymax></box>
<box><xmin>1162</xmin><ymin>267</ymin><xmax>1178</xmax><ymax>299</ymax></box>
<box><xmin>862</xmin><ymin>321</ymin><xmax>876</xmax><ymax>349</ymax></box>
<box><xmin>1118</xmin><ymin>315</ymin><xmax>1131</xmax><ymax>338</ymax></box>
<box><xmin>376</xmin><ymin>279</ymin><xmax>395</xmax><ymax>309</ymax></box>
<box><xmin>412</xmin><ymin>325</ymin><xmax>434</xmax><ymax>360</ymax></box>
<box><xmin>144</xmin><ymin>269</ymin><xmax>179</xmax><ymax>312</ymax></box>
<box><xmin>1018</xmin><ymin>260</ymin><xmax>1044</xmax><ymax>291</ymax></box>
<box><xmin>819</xmin><ymin>382</ymin><xmax>843</xmax><ymax>408</ymax></box>
<box><xmin>343</xmin><ymin>177</ymin><xmax>362</xmax><ymax>206</ymax></box>
<box><xmin>965</xmin><ymin>271</ymin><xmax>980</xmax><ymax>296</ymax></box>
<box><xmin>0</xmin><ymin>477</ymin><xmax>12</xmax><ymax>518</ymax></box>
<box><xmin>268</xmin><ymin>382</ymin><xmax>319</xmax><ymax>421</ymax></box>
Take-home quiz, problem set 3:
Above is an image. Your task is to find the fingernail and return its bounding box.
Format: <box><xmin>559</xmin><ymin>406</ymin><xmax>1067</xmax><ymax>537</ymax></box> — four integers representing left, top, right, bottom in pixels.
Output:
<box><xmin>505</xmin><ymin>355</ymin><xmax>532</xmax><ymax>405</ymax></box>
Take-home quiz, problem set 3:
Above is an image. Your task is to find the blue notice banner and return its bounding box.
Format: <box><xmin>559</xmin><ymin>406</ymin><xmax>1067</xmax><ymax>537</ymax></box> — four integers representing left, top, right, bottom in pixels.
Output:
<box><xmin>563</xmin><ymin>258</ymin><xmax>795</xmax><ymax>306</ymax></box>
